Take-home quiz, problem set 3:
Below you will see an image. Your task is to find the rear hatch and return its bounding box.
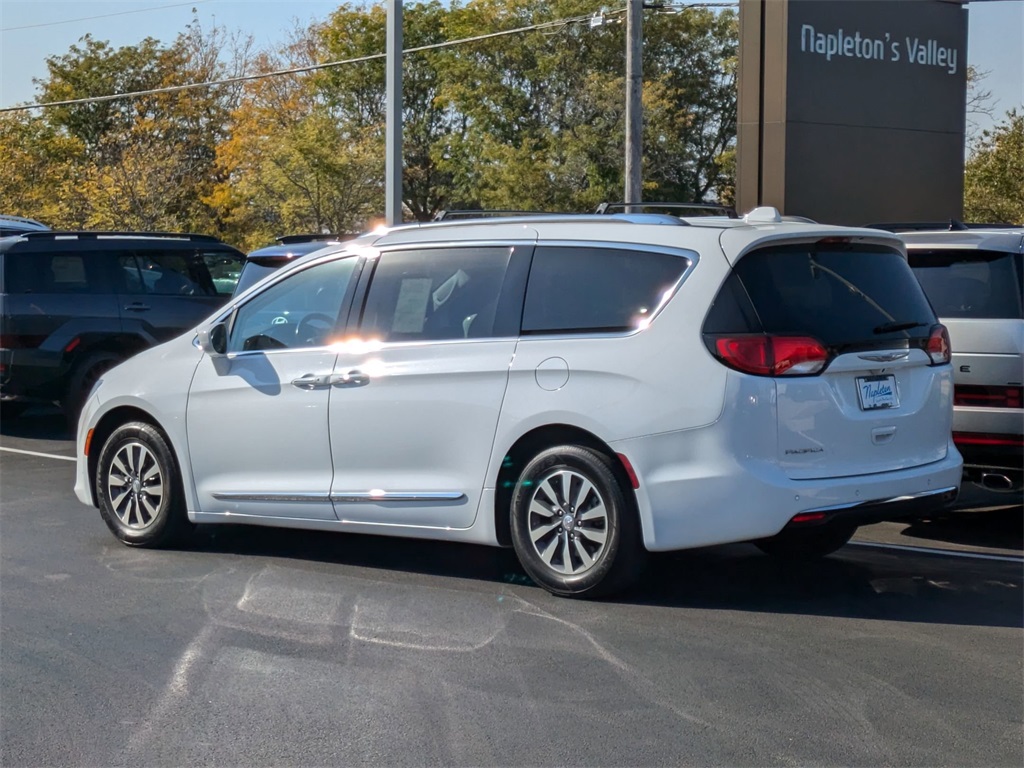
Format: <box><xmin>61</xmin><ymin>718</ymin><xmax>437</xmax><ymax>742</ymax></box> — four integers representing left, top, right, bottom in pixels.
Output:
<box><xmin>908</xmin><ymin>246</ymin><xmax>1024</xmax><ymax>446</ymax></box>
<box><xmin>703</xmin><ymin>240</ymin><xmax>952</xmax><ymax>479</ymax></box>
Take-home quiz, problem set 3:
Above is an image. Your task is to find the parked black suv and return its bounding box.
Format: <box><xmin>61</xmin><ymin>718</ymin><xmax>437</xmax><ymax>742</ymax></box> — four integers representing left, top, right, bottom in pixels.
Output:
<box><xmin>0</xmin><ymin>231</ymin><xmax>245</xmax><ymax>422</ymax></box>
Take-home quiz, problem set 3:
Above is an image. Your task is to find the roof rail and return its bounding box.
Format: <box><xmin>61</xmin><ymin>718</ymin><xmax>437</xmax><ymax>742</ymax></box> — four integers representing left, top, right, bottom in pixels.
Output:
<box><xmin>432</xmin><ymin>209</ymin><xmax>561</xmax><ymax>221</ymax></box>
<box><xmin>862</xmin><ymin>220</ymin><xmax>1020</xmax><ymax>232</ymax></box>
<box><xmin>595</xmin><ymin>201</ymin><xmax>739</xmax><ymax>218</ymax></box>
<box><xmin>19</xmin><ymin>230</ymin><xmax>221</xmax><ymax>242</ymax></box>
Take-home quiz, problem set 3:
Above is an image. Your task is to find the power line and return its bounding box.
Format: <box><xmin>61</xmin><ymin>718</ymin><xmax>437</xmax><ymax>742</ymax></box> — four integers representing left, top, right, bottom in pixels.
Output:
<box><xmin>0</xmin><ymin>13</ymin><xmax>599</xmax><ymax>114</ymax></box>
<box><xmin>1</xmin><ymin>1</ymin><xmax>214</xmax><ymax>33</ymax></box>
<box><xmin>0</xmin><ymin>2</ymin><xmax>737</xmax><ymax>114</ymax></box>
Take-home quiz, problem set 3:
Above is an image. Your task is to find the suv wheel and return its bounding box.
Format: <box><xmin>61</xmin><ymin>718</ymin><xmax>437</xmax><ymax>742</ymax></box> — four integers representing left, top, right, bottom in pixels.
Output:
<box><xmin>754</xmin><ymin>524</ymin><xmax>856</xmax><ymax>560</ymax></box>
<box><xmin>510</xmin><ymin>445</ymin><xmax>644</xmax><ymax>598</ymax></box>
<box><xmin>65</xmin><ymin>352</ymin><xmax>121</xmax><ymax>428</ymax></box>
<box><xmin>96</xmin><ymin>422</ymin><xmax>191</xmax><ymax>547</ymax></box>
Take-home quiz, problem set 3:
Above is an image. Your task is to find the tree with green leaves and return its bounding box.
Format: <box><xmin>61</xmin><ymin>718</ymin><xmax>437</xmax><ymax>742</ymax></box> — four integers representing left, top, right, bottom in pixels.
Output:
<box><xmin>963</xmin><ymin>109</ymin><xmax>1024</xmax><ymax>224</ymax></box>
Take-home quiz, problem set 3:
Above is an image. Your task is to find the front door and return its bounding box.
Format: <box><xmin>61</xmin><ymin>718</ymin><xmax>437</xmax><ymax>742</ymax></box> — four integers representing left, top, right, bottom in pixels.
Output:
<box><xmin>187</xmin><ymin>255</ymin><xmax>362</xmax><ymax>520</ymax></box>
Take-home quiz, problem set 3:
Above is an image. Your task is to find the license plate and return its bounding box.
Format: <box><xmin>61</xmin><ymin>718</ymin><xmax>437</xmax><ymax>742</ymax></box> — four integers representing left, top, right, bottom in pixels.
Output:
<box><xmin>856</xmin><ymin>374</ymin><xmax>899</xmax><ymax>410</ymax></box>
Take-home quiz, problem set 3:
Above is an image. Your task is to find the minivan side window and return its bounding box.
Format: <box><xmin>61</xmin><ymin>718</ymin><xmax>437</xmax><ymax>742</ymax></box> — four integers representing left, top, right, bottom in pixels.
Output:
<box><xmin>228</xmin><ymin>257</ymin><xmax>358</xmax><ymax>352</ymax></box>
<box><xmin>360</xmin><ymin>247</ymin><xmax>514</xmax><ymax>342</ymax></box>
<box><xmin>522</xmin><ymin>245</ymin><xmax>689</xmax><ymax>334</ymax></box>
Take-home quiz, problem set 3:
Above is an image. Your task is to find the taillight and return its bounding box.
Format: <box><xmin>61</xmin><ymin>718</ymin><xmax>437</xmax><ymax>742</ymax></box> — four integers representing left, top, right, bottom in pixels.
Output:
<box><xmin>953</xmin><ymin>432</ymin><xmax>1024</xmax><ymax>447</ymax></box>
<box><xmin>712</xmin><ymin>335</ymin><xmax>829</xmax><ymax>376</ymax></box>
<box><xmin>954</xmin><ymin>385</ymin><xmax>1023</xmax><ymax>409</ymax></box>
<box><xmin>926</xmin><ymin>324</ymin><xmax>951</xmax><ymax>365</ymax></box>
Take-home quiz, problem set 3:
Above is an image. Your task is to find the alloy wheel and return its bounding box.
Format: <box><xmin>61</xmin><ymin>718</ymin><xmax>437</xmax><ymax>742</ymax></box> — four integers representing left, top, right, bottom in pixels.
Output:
<box><xmin>106</xmin><ymin>441</ymin><xmax>164</xmax><ymax>530</ymax></box>
<box><xmin>527</xmin><ymin>468</ymin><xmax>609</xmax><ymax>576</ymax></box>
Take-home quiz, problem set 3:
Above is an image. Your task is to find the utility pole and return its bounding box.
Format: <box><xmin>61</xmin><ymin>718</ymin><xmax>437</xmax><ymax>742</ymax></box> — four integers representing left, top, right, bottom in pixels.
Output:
<box><xmin>624</xmin><ymin>0</ymin><xmax>643</xmax><ymax>211</ymax></box>
<box><xmin>385</xmin><ymin>0</ymin><xmax>403</xmax><ymax>226</ymax></box>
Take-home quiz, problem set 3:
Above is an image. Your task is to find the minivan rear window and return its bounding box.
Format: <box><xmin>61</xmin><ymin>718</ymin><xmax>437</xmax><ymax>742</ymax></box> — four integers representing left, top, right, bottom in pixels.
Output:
<box><xmin>705</xmin><ymin>243</ymin><xmax>937</xmax><ymax>349</ymax></box>
<box><xmin>908</xmin><ymin>249</ymin><xmax>1024</xmax><ymax>320</ymax></box>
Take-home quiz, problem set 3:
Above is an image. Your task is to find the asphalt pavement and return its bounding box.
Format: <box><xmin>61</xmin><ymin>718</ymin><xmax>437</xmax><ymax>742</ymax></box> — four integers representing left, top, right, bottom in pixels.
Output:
<box><xmin>2</xmin><ymin>408</ymin><xmax>1021</xmax><ymax>767</ymax></box>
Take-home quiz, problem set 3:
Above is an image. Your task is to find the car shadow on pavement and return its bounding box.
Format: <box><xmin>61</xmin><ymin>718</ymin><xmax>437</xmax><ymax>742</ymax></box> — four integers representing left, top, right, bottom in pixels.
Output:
<box><xmin>901</xmin><ymin>505</ymin><xmax>1023</xmax><ymax>551</ymax></box>
<box><xmin>0</xmin><ymin>407</ymin><xmax>70</xmax><ymax>442</ymax></box>
<box><xmin>180</xmin><ymin>523</ymin><xmax>1023</xmax><ymax>629</ymax></box>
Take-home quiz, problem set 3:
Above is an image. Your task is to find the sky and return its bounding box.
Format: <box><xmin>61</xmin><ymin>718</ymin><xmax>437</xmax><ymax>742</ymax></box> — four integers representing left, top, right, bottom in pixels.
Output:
<box><xmin>1</xmin><ymin>0</ymin><xmax>1022</xmax><ymax>134</ymax></box>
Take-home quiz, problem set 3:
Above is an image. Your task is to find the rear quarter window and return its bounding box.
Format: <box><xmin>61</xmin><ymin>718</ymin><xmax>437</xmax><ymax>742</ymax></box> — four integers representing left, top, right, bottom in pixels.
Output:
<box><xmin>522</xmin><ymin>245</ymin><xmax>690</xmax><ymax>334</ymax></box>
<box><xmin>908</xmin><ymin>249</ymin><xmax>1024</xmax><ymax>320</ymax></box>
<box><xmin>2</xmin><ymin>251</ymin><xmax>112</xmax><ymax>294</ymax></box>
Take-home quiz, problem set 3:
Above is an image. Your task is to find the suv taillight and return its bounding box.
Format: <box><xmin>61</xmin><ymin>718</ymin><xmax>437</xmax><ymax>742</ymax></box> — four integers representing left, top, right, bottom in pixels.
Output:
<box><xmin>954</xmin><ymin>385</ymin><xmax>1024</xmax><ymax>409</ymax></box>
<box><xmin>712</xmin><ymin>335</ymin><xmax>829</xmax><ymax>376</ymax></box>
<box><xmin>926</xmin><ymin>324</ymin><xmax>951</xmax><ymax>365</ymax></box>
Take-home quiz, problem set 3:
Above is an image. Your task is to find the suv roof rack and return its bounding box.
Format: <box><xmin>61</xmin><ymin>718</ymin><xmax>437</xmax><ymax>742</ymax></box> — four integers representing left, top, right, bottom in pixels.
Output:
<box><xmin>863</xmin><ymin>220</ymin><xmax>1020</xmax><ymax>232</ymax></box>
<box><xmin>595</xmin><ymin>201</ymin><xmax>739</xmax><ymax>218</ymax></box>
<box><xmin>432</xmin><ymin>209</ymin><xmax>560</xmax><ymax>221</ymax></box>
<box><xmin>408</xmin><ymin>213</ymin><xmax>689</xmax><ymax>231</ymax></box>
<box><xmin>19</xmin><ymin>230</ymin><xmax>221</xmax><ymax>242</ymax></box>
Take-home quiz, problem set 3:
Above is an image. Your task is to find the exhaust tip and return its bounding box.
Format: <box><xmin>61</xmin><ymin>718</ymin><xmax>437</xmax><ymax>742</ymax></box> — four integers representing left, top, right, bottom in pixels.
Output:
<box><xmin>980</xmin><ymin>473</ymin><xmax>1016</xmax><ymax>492</ymax></box>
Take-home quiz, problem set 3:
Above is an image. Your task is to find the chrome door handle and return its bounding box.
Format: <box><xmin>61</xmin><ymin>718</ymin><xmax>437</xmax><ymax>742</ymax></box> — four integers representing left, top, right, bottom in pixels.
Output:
<box><xmin>291</xmin><ymin>373</ymin><xmax>332</xmax><ymax>389</ymax></box>
<box><xmin>330</xmin><ymin>370</ymin><xmax>370</xmax><ymax>387</ymax></box>
<box><xmin>124</xmin><ymin>302</ymin><xmax>151</xmax><ymax>311</ymax></box>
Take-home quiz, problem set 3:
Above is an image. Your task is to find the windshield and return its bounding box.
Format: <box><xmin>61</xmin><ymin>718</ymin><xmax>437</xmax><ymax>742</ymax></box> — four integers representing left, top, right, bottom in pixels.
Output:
<box><xmin>233</xmin><ymin>261</ymin><xmax>280</xmax><ymax>295</ymax></box>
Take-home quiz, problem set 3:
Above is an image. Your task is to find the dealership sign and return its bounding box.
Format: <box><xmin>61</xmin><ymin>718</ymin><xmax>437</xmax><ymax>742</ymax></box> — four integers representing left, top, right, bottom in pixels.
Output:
<box><xmin>737</xmin><ymin>0</ymin><xmax>969</xmax><ymax>225</ymax></box>
<box><xmin>799</xmin><ymin>24</ymin><xmax>960</xmax><ymax>74</ymax></box>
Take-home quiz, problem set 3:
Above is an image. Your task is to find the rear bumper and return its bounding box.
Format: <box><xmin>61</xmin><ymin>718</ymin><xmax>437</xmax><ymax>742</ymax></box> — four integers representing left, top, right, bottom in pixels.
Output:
<box><xmin>613</xmin><ymin>427</ymin><xmax>964</xmax><ymax>552</ymax></box>
<box><xmin>783</xmin><ymin>486</ymin><xmax>958</xmax><ymax>530</ymax></box>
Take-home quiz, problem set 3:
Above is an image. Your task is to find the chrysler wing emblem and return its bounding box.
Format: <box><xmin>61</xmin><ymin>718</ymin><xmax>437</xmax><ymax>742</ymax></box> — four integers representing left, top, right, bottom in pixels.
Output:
<box><xmin>859</xmin><ymin>352</ymin><xmax>910</xmax><ymax>363</ymax></box>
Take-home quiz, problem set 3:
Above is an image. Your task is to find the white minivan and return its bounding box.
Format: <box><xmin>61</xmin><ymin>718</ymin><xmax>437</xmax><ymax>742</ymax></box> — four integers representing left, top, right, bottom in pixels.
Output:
<box><xmin>74</xmin><ymin>209</ymin><xmax>963</xmax><ymax>597</ymax></box>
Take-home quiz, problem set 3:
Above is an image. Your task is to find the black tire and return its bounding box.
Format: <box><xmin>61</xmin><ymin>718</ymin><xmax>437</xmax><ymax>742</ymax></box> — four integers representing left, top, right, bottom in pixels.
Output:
<box><xmin>64</xmin><ymin>352</ymin><xmax>122</xmax><ymax>429</ymax></box>
<box><xmin>510</xmin><ymin>445</ymin><xmax>645</xmax><ymax>598</ymax></box>
<box><xmin>96</xmin><ymin>421</ymin><xmax>191</xmax><ymax>547</ymax></box>
<box><xmin>754</xmin><ymin>524</ymin><xmax>856</xmax><ymax>560</ymax></box>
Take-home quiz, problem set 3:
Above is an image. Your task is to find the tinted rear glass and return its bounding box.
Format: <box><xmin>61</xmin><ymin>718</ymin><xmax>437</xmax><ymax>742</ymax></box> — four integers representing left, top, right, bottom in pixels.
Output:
<box><xmin>708</xmin><ymin>244</ymin><xmax>936</xmax><ymax>348</ymax></box>
<box><xmin>3</xmin><ymin>251</ymin><xmax>111</xmax><ymax>294</ymax></box>
<box><xmin>522</xmin><ymin>245</ymin><xmax>690</xmax><ymax>334</ymax></box>
<box><xmin>908</xmin><ymin>249</ymin><xmax>1024</xmax><ymax>320</ymax></box>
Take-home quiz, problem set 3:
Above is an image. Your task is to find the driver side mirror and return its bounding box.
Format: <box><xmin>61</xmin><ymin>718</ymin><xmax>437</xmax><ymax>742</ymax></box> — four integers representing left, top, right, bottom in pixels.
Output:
<box><xmin>197</xmin><ymin>321</ymin><xmax>229</xmax><ymax>357</ymax></box>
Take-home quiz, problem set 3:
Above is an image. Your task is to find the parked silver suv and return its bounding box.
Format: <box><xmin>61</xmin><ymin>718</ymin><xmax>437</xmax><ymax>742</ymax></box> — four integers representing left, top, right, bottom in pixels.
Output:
<box><xmin>897</xmin><ymin>225</ymin><xmax>1023</xmax><ymax>493</ymax></box>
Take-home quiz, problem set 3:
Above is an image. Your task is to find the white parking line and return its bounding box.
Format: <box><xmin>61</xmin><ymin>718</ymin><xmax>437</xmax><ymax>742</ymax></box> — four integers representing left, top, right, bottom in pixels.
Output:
<box><xmin>0</xmin><ymin>446</ymin><xmax>76</xmax><ymax>462</ymax></box>
<box><xmin>849</xmin><ymin>540</ymin><xmax>1024</xmax><ymax>563</ymax></box>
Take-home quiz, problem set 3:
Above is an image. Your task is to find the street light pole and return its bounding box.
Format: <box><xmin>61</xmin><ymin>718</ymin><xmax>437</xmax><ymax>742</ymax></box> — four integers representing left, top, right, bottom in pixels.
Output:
<box><xmin>385</xmin><ymin>0</ymin><xmax>403</xmax><ymax>226</ymax></box>
<box><xmin>624</xmin><ymin>0</ymin><xmax>643</xmax><ymax>210</ymax></box>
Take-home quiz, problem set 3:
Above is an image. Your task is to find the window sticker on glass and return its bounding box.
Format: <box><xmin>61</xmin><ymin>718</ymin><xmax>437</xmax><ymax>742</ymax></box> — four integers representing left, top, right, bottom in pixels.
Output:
<box><xmin>391</xmin><ymin>278</ymin><xmax>433</xmax><ymax>333</ymax></box>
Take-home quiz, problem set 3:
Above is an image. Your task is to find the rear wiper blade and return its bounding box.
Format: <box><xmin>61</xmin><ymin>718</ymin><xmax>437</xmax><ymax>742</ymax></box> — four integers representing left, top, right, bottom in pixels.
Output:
<box><xmin>873</xmin><ymin>320</ymin><xmax>928</xmax><ymax>334</ymax></box>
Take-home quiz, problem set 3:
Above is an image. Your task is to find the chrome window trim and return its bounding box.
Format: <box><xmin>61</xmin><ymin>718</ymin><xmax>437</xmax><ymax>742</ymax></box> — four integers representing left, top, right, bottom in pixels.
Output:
<box><xmin>372</xmin><ymin>239</ymin><xmax>536</xmax><ymax>255</ymax></box>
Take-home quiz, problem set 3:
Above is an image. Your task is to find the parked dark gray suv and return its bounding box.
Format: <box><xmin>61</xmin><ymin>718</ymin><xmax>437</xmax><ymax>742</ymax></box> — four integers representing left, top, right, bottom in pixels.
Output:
<box><xmin>0</xmin><ymin>231</ymin><xmax>245</xmax><ymax>423</ymax></box>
